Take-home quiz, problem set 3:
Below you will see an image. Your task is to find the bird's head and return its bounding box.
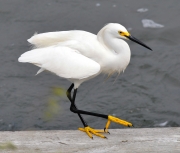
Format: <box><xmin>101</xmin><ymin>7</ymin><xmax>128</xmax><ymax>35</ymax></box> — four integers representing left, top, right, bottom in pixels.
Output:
<box><xmin>103</xmin><ymin>23</ymin><xmax>152</xmax><ymax>51</ymax></box>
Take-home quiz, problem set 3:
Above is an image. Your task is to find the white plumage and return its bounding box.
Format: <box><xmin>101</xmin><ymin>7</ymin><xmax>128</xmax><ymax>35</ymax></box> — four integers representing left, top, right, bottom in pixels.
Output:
<box><xmin>18</xmin><ymin>23</ymin><xmax>150</xmax><ymax>88</ymax></box>
<box><xmin>19</xmin><ymin>46</ymin><xmax>100</xmax><ymax>79</ymax></box>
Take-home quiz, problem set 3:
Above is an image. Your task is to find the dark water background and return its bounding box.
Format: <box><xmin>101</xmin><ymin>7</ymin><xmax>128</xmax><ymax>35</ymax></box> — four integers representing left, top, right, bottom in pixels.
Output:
<box><xmin>0</xmin><ymin>0</ymin><xmax>180</xmax><ymax>131</ymax></box>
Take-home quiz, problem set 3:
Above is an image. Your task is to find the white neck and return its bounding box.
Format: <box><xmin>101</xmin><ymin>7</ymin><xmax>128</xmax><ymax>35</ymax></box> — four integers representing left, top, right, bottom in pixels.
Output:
<box><xmin>97</xmin><ymin>29</ymin><xmax>131</xmax><ymax>74</ymax></box>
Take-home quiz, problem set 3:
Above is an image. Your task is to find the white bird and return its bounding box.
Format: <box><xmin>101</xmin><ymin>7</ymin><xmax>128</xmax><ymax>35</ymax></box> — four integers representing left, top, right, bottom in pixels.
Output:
<box><xmin>18</xmin><ymin>23</ymin><xmax>152</xmax><ymax>139</ymax></box>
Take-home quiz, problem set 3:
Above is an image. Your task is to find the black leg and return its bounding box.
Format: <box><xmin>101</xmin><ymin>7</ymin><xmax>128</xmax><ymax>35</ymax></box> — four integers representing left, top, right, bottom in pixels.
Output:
<box><xmin>66</xmin><ymin>83</ymin><xmax>74</xmax><ymax>102</ymax></box>
<box><xmin>67</xmin><ymin>84</ymin><xmax>108</xmax><ymax>119</ymax></box>
<box><xmin>66</xmin><ymin>84</ymin><xmax>88</xmax><ymax>127</ymax></box>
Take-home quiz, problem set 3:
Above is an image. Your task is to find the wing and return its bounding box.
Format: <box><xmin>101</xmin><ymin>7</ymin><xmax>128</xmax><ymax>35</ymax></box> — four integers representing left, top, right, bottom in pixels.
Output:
<box><xmin>28</xmin><ymin>30</ymin><xmax>96</xmax><ymax>48</ymax></box>
<box><xmin>18</xmin><ymin>46</ymin><xmax>100</xmax><ymax>79</ymax></box>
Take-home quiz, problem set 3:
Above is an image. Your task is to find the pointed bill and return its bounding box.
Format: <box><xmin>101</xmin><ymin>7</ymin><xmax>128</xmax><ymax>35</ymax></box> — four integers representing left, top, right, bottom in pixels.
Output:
<box><xmin>126</xmin><ymin>35</ymin><xmax>152</xmax><ymax>51</ymax></box>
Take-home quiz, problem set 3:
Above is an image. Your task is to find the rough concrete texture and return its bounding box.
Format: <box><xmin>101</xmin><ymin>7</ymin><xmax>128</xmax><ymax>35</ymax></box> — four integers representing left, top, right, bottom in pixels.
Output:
<box><xmin>0</xmin><ymin>128</ymin><xmax>179</xmax><ymax>153</ymax></box>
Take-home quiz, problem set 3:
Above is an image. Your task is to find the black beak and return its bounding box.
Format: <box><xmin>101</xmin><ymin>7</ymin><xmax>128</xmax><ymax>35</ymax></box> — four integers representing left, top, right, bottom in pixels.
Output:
<box><xmin>126</xmin><ymin>35</ymin><xmax>152</xmax><ymax>51</ymax></box>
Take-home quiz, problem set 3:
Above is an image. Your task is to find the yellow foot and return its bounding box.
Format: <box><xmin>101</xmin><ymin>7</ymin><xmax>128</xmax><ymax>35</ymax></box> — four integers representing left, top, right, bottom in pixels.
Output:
<box><xmin>79</xmin><ymin>126</ymin><xmax>107</xmax><ymax>139</ymax></box>
<box><xmin>104</xmin><ymin>115</ymin><xmax>133</xmax><ymax>132</ymax></box>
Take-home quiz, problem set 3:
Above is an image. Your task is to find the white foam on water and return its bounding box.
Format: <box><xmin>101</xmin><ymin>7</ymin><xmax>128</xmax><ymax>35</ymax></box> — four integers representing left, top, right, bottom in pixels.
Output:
<box><xmin>137</xmin><ymin>8</ymin><xmax>148</xmax><ymax>12</ymax></box>
<box><xmin>96</xmin><ymin>3</ymin><xmax>101</xmax><ymax>7</ymax></box>
<box><xmin>155</xmin><ymin>121</ymin><xmax>169</xmax><ymax>127</ymax></box>
<box><xmin>142</xmin><ymin>19</ymin><xmax>164</xmax><ymax>28</ymax></box>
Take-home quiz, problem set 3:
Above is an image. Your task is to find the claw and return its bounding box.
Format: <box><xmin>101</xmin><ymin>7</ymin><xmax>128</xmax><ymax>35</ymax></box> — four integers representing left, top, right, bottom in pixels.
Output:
<box><xmin>104</xmin><ymin>127</ymin><xmax>110</xmax><ymax>134</ymax></box>
<box><xmin>79</xmin><ymin>126</ymin><xmax>107</xmax><ymax>139</ymax></box>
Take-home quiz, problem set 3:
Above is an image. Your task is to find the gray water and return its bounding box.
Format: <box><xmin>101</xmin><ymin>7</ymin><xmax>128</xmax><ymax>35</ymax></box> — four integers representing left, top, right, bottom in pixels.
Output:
<box><xmin>0</xmin><ymin>0</ymin><xmax>180</xmax><ymax>131</ymax></box>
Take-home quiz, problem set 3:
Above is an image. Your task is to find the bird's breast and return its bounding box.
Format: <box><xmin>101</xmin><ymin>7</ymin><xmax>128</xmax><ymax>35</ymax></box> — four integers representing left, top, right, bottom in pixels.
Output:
<box><xmin>100</xmin><ymin>47</ymin><xmax>131</xmax><ymax>75</ymax></box>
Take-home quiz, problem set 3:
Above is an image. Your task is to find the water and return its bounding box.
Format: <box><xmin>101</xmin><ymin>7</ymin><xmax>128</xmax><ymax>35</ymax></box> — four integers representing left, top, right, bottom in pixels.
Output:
<box><xmin>0</xmin><ymin>0</ymin><xmax>180</xmax><ymax>131</ymax></box>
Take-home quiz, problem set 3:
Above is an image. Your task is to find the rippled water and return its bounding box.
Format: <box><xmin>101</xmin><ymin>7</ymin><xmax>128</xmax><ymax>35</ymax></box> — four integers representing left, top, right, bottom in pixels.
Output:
<box><xmin>0</xmin><ymin>0</ymin><xmax>180</xmax><ymax>131</ymax></box>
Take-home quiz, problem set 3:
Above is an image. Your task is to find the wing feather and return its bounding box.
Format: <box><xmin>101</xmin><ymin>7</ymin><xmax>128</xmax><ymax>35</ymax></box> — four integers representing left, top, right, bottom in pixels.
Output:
<box><xmin>18</xmin><ymin>46</ymin><xmax>100</xmax><ymax>79</ymax></box>
<box><xmin>27</xmin><ymin>30</ymin><xmax>96</xmax><ymax>48</ymax></box>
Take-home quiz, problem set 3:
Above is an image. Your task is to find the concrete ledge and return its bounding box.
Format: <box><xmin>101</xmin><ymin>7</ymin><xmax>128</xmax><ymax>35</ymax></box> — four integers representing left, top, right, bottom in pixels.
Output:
<box><xmin>0</xmin><ymin>128</ymin><xmax>179</xmax><ymax>153</ymax></box>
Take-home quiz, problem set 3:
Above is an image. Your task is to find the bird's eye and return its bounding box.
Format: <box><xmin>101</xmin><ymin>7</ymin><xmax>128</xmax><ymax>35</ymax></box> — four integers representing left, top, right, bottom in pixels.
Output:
<box><xmin>118</xmin><ymin>31</ymin><xmax>123</xmax><ymax>35</ymax></box>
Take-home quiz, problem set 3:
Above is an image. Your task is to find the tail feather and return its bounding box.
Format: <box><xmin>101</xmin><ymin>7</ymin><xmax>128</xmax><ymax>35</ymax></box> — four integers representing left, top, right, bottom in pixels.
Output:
<box><xmin>18</xmin><ymin>48</ymin><xmax>45</xmax><ymax>64</ymax></box>
<box><xmin>18</xmin><ymin>48</ymin><xmax>47</xmax><ymax>75</ymax></box>
<box><xmin>36</xmin><ymin>68</ymin><xmax>45</xmax><ymax>75</ymax></box>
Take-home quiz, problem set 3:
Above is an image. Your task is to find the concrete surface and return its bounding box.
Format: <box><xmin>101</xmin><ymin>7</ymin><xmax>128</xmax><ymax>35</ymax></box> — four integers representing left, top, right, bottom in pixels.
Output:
<box><xmin>0</xmin><ymin>128</ymin><xmax>179</xmax><ymax>153</ymax></box>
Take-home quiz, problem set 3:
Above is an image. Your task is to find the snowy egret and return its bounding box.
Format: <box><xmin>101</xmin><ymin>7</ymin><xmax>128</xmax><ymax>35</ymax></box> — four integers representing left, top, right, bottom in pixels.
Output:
<box><xmin>18</xmin><ymin>23</ymin><xmax>152</xmax><ymax>139</ymax></box>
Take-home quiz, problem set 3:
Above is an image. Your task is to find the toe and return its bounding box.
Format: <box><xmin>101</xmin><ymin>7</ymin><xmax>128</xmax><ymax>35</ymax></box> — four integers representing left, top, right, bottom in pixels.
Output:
<box><xmin>78</xmin><ymin>127</ymin><xmax>86</xmax><ymax>132</ymax></box>
<box><xmin>85</xmin><ymin>127</ymin><xmax>93</xmax><ymax>139</ymax></box>
<box><xmin>104</xmin><ymin>127</ymin><xmax>110</xmax><ymax>134</ymax></box>
<box><xmin>90</xmin><ymin>129</ymin><xmax>106</xmax><ymax>139</ymax></box>
<box><xmin>78</xmin><ymin>126</ymin><xmax>108</xmax><ymax>139</ymax></box>
<box><xmin>93</xmin><ymin>129</ymin><xmax>105</xmax><ymax>133</ymax></box>
<box><xmin>108</xmin><ymin>115</ymin><xmax>133</xmax><ymax>127</ymax></box>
